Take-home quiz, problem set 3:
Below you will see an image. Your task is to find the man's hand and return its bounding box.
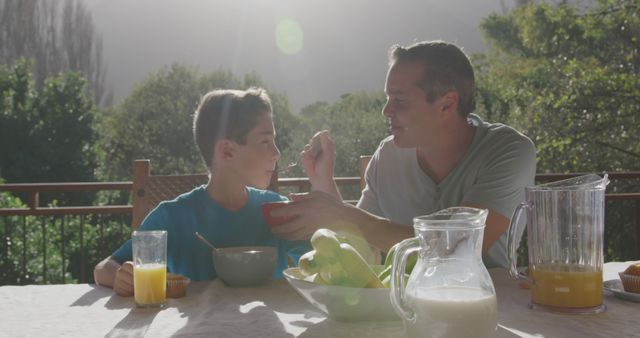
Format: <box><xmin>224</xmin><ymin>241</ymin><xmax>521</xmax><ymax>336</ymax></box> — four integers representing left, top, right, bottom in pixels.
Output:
<box><xmin>269</xmin><ymin>190</ymin><xmax>349</xmax><ymax>240</ymax></box>
<box><xmin>113</xmin><ymin>261</ymin><xmax>134</xmax><ymax>297</ymax></box>
<box><xmin>301</xmin><ymin>130</ymin><xmax>336</xmax><ymax>188</ymax></box>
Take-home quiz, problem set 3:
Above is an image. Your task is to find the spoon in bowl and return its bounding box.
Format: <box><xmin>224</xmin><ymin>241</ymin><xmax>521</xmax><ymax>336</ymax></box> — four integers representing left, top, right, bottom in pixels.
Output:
<box><xmin>195</xmin><ymin>232</ymin><xmax>219</xmax><ymax>256</ymax></box>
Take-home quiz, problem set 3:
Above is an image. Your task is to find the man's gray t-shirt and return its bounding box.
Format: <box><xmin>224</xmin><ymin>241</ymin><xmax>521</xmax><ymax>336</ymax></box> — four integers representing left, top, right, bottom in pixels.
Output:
<box><xmin>357</xmin><ymin>114</ymin><xmax>536</xmax><ymax>268</ymax></box>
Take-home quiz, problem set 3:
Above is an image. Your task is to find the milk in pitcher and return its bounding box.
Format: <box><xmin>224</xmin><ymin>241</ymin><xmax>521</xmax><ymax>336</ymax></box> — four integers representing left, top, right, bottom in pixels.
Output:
<box><xmin>405</xmin><ymin>286</ymin><xmax>497</xmax><ymax>338</ymax></box>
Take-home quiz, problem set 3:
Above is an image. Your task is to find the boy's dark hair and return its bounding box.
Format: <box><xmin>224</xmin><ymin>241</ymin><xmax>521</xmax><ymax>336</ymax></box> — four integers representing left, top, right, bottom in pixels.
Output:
<box><xmin>389</xmin><ymin>40</ymin><xmax>475</xmax><ymax>118</ymax></box>
<box><xmin>193</xmin><ymin>87</ymin><xmax>272</xmax><ymax>169</ymax></box>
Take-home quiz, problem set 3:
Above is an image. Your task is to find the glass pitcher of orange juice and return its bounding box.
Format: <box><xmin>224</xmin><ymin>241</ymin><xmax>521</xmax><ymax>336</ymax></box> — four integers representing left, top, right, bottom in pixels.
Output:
<box><xmin>507</xmin><ymin>174</ymin><xmax>609</xmax><ymax>313</ymax></box>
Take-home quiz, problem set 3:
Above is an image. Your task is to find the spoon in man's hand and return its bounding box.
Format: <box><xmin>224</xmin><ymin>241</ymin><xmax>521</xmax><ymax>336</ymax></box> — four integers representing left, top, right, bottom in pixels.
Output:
<box><xmin>277</xmin><ymin>162</ymin><xmax>298</xmax><ymax>173</ymax></box>
<box><xmin>277</xmin><ymin>134</ymin><xmax>326</xmax><ymax>174</ymax></box>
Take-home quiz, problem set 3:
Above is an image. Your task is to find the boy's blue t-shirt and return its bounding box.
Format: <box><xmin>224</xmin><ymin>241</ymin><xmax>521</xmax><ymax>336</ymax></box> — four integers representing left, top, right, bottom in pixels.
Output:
<box><xmin>111</xmin><ymin>186</ymin><xmax>310</xmax><ymax>281</ymax></box>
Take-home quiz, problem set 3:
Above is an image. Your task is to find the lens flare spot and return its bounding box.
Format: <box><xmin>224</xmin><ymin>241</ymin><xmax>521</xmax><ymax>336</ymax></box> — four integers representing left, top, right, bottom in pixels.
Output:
<box><xmin>275</xmin><ymin>19</ymin><xmax>304</xmax><ymax>55</ymax></box>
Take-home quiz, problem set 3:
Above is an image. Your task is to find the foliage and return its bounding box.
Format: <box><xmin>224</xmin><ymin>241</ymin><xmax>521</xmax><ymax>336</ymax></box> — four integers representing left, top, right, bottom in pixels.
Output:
<box><xmin>476</xmin><ymin>0</ymin><xmax>640</xmax><ymax>265</ymax></box>
<box><xmin>0</xmin><ymin>60</ymin><xmax>98</xmax><ymax>189</ymax></box>
<box><xmin>293</xmin><ymin>92</ymin><xmax>388</xmax><ymax>176</ymax></box>
<box><xmin>0</xmin><ymin>61</ymin><xmax>105</xmax><ymax>285</ymax></box>
<box><xmin>0</xmin><ymin>214</ymin><xmax>130</xmax><ymax>285</ymax></box>
<box><xmin>94</xmin><ymin>64</ymin><xmax>298</xmax><ymax>183</ymax></box>
<box><xmin>1</xmin><ymin>171</ymin><xmax>130</xmax><ymax>285</ymax></box>
<box><xmin>0</xmin><ymin>178</ymin><xmax>25</xmax><ymax>284</ymax></box>
<box><xmin>476</xmin><ymin>0</ymin><xmax>640</xmax><ymax>173</ymax></box>
<box><xmin>279</xmin><ymin>92</ymin><xmax>389</xmax><ymax>200</ymax></box>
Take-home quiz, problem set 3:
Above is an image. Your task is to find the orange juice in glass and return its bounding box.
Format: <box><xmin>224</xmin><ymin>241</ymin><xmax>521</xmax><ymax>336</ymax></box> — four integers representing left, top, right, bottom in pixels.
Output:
<box><xmin>134</xmin><ymin>263</ymin><xmax>167</xmax><ymax>306</ymax></box>
<box><xmin>530</xmin><ymin>263</ymin><xmax>603</xmax><ymax>308</ymax></box>
<box><xmin>132</xmin><ymin>230</ymin><xmax>167</xmax><ymax>308</ymax></box>
<box><xmin>507</xmin><ymin>174</ymin><xmax>608</xmax><ymax>314</ymax></box>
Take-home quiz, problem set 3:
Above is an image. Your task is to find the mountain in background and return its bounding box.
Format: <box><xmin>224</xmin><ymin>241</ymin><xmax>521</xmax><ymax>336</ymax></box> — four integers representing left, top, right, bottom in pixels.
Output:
<box><xmin>85</xmin><ymin>0</ymin><xmax>510</xmax><ymax>112</ymax></box>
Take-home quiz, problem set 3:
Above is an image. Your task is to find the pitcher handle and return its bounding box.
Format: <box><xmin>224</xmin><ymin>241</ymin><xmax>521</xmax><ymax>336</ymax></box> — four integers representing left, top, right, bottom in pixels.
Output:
<box><xmin>507</xmin><ymin>201</ymin><xmax>532</xmax><ymax>282</ymax></box>
<box><xmin>390</xmin><ymin>237</ymin><xmax>419</xmax><ymax>322</ymax></box>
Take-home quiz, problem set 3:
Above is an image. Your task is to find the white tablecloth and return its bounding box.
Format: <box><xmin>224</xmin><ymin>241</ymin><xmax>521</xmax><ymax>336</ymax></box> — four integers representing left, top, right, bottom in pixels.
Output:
<box><xmin>1</xmin><ymin>262</ymin><xmax>638</xmax><ymax>338</ymax></box>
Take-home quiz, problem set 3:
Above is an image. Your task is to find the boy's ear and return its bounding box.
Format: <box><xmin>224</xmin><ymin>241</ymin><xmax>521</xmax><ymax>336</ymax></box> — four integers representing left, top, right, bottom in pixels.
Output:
<box><xmin>215</xmin><ymin>139</ymin><xmax>237</xmax><ymax>161</ymax></box>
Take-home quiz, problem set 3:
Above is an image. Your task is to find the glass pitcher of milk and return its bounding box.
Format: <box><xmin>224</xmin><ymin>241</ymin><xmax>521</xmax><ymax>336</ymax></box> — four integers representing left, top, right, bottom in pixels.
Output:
<box><xmin>390</xmin><ymin>207</ymin><xmax>497</xmax><ymax>338</ymax></box>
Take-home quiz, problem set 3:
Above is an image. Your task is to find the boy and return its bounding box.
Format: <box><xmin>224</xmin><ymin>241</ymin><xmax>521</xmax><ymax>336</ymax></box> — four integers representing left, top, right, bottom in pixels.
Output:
<box><xmin>93</xmin><ymin>88</ymin><xmax>311</xmax><ymax>296</ymax></box>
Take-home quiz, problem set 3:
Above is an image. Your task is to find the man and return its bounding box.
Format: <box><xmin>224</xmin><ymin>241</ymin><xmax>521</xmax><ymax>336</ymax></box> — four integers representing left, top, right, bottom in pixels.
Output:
<box><xmin>270</xmin><ymin>41</ymin><xmax>536</xmax><ymax>268</ymax></box>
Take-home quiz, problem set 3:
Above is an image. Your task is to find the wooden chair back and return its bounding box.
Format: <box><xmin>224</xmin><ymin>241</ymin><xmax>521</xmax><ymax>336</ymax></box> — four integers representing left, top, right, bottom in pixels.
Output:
<box><xmin>130</xmin><ymin>159</ymin><xmax>279</xmax><ymax>229</ymax></box>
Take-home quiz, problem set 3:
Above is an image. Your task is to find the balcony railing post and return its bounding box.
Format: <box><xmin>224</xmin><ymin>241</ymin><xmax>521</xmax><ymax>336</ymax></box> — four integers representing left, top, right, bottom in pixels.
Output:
<box><xmin>2</xmin><ymin>217</ymin><xmax>9</xmax><ymax>267</ymax></box>
<box><xmin>60</xmin><ymin>216</ymin><xmax>65</xmax><ymax>284</ymax></box>
<box><xmin>41</xmin><ymin>217</ymin><xmax>47</xmax><ymax>284</ymax></box>
<box><xmin>131</xmin><ymin>160</ymin><xmax>150</xmax><ymax>229</ymax></box>
<box><xmin>22</xmin><ymin>216</ymin><xmax>27</xmax><ymax>282</ymax></box>
<box><xmin>636</xmin><ymin>200</ymin><xmax>640</xmax><ymax>259</ymax></box>
<box><xmin>80</xmin><ymin>215</ymin><xmax>85</xmax><ymax>283</ymax></box>
<box><xmin>29</xmin><ymin>192</ymin><xmax>38</xmax><ymax>210</ymax></box>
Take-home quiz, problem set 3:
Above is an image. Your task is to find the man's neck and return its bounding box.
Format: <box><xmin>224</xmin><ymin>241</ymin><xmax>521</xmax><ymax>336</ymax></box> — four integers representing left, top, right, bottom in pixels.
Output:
<box><xmin>416</xmin><ymin>120</ymin><xmax>476</xmax><ymax>184</ymax></box>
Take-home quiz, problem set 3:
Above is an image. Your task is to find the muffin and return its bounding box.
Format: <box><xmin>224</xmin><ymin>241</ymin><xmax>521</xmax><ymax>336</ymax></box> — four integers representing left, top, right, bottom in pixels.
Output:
<box><xmin>166</xmin><ymin>273</ymin><xmax>190</xmax><ymax>298</ymax></box>
<box><xmin>618</xmin><ymin>263</ymin><xmax>640</xmax><ymax>293</ymax></box>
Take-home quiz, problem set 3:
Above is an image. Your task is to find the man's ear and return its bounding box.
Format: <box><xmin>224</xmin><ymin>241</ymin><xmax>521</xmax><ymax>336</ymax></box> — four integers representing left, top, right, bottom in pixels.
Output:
<box><xmin>440</xmin><ymin>91</ymin><xmax>459</xmax><ymax>116</ymax></box>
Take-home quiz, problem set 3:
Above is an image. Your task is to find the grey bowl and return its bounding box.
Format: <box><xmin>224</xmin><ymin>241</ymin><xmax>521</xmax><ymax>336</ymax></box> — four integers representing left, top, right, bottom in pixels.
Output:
<box><xmin>213</xmin><ymin>246</ymin><xmax>277</xmax><ymax>287</ymax></box>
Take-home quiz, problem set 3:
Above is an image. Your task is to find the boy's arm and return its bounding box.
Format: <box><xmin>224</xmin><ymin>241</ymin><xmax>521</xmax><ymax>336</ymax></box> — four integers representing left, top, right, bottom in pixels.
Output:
<box><xmin>93</xmin><ymin>256</ymin><xmax>134</xmax><ymax>296</ymax></box>
<box><xmin>95</xmin><ymin>204</ymin><xmax>169</xmax><ymax>295</ymax></box>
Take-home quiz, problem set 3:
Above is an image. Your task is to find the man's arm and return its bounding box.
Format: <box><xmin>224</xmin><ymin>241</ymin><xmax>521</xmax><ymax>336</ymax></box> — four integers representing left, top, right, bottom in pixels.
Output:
<box><xmin>462</xmin><ymin>203</ymin><xmax>510</xmax><ymax>255</ymax></box>
<box><xmin>270</xmin><ymin>190</ymin><xmax>413</xmax><ymax>252</ymax></box>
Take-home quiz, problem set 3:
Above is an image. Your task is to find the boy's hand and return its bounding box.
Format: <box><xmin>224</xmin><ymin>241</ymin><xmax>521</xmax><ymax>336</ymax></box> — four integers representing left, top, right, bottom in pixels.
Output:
<box><xmin>113</xmin><ymin>261</ymin><xmax>134</xmax><ymax>297</ymax></box>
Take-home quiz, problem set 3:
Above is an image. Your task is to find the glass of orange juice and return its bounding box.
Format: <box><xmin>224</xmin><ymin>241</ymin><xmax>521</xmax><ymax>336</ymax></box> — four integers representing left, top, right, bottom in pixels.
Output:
<box><xmin>132</xmin><ymin>230</ymin><xmax>167</xmax><ymax>308</ymax></box>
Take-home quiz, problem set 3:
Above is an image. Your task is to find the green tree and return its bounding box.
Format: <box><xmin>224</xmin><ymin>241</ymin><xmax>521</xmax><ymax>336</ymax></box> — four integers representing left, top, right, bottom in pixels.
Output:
<box><xmin>95</xmin><ymin>64</ymin><xmax>297</xmax><ymax>181</ymax></box>
<box><xmin>476</xmin><ymin>0</ymin><xmax>640</xmax><ymax>173</ymax></box>
<box><xmin>0</xmin><ymin>61</ymin><xmax>104</xmax><ymax>285</ymax></box>
<box><xmin>0</xmin><ymin>60</ymin><xmax>97</xmax><ymax>187</ymax></box>
<box><xmin>476</xmin><ymin>0</ymin><xmax>640</xmax><ymax>261</ymax></box>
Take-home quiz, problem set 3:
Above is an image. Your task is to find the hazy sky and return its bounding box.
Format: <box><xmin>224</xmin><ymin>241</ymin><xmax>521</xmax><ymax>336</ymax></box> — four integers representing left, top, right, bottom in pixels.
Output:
<box><xmin>85</xmin><ymin>0</ymin><xmax>508</xmax><ymax>112</ymax></box>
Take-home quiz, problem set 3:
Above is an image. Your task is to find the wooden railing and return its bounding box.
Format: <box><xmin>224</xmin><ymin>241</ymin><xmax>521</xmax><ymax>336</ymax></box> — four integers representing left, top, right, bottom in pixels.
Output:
<box><xmin>0</xmin><ymin>182</ymin><xmax>133</xmax><ymax>216</ymax></box>
<box><xmin>1</xmin><ymin>173</ymin><xmax>639</xmax><ymax>285</ymax></box>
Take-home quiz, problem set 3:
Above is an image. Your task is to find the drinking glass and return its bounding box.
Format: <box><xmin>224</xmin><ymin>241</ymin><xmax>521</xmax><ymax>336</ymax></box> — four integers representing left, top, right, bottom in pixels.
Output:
<box><xmin>133</xmin><ymin>230</ymin><xmax>167</xmax><ymax>308</ymax></box>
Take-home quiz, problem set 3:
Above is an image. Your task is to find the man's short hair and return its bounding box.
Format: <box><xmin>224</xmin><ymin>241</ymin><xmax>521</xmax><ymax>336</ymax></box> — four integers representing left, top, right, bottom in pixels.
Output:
<box><xmin>193</xmin><ymin>88</ymin><xmax>272</xmax><ymax>169</ymax></box>
<box><xmin>389</xmin><ymin>40</ymin><xmax>475</xmax><ymax>117</ymax></box>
